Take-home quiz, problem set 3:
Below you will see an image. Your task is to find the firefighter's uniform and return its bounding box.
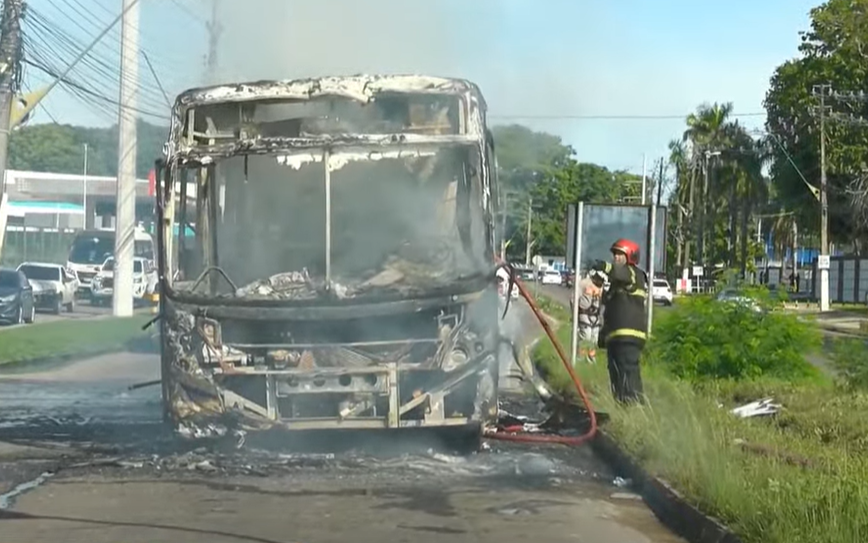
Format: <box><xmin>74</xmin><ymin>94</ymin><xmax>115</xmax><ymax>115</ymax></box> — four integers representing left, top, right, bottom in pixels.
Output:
<box><xmin>592</xmin><ymin>239</ymin><xmax>648</xmax><ymax>404</ymax></box>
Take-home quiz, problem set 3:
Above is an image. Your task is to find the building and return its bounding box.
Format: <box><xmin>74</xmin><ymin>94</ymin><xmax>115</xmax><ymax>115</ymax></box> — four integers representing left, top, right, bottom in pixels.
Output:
<box><xmin>4</xmin><ymin>169</ymin><xmax>196</xmax><ymax>229</ymax></box>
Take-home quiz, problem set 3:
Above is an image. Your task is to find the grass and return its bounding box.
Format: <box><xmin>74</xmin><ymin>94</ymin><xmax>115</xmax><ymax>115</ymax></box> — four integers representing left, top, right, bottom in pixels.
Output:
<box><xmin>0</xmin><ymin>316</ymin><xmax>152</xmax><ymax>367</ymax></box>
<box><xmin>531</xmin><ymin>293</ymin><xmax>868</xmax><ymax>543</ymax></box>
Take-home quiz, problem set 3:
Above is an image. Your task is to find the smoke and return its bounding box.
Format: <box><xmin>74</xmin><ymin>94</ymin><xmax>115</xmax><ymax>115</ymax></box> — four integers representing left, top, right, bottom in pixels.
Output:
<box><xmin>214</xmin><ymin>0</ymin><xmax>584</xmax><ymax>119</ymax></box>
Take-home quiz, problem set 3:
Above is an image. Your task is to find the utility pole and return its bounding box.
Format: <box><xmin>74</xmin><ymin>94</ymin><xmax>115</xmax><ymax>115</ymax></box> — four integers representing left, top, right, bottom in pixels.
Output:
<box><xmin>500</xmin><ymin>204</ymin><xmax>507</xmax><ymax>261</ymax></box>
<box><xmin>812</xmin><ymin>84</ymin><xmax>832</xmax><ymax>311</ymax></box>
<box><xmin>205</xmin><ymin>0</ymin><xmax>222</xmax><ymax>84</ymax></box>
<box><xmin>792</xmin><ymin>218</ymin><xmax>799</xmax><ymax>291</ymax></box>
<box><xmin>0</xmin><ymin>0</ymin><xmax>24</xmax><ymax>261</ymax></box>
<box><xmin>524</xmin><ymin>197</ymin><xmax>533</xmax><ymax>267</ymax></box>
<box><xmin>656</xmin><ymin>158</ymin><xmax>664</xmax><ymax>205</ymax></box>
<box><xmin>113</xmin><ymin>0</ymin><xmax>140</xmax><ymax>317</ymax></box>
<box><xmin>0</xmin><ymin>0</ymin><xmax>22</xmax><ymax>194</ymax></box>
<box><xmin>82</xmin><ymin>143</ymin><xmax>88</xmax><ymax>229</ymax></box>
<box><xmin>698</xmin><ymin>150</ymin><xmax>721</xmax><ymax>273</ymax></box>
<box><xmin>641</xmin><ymin>153</ymin><xmax>647</xmax><ymax>205</ymax></box>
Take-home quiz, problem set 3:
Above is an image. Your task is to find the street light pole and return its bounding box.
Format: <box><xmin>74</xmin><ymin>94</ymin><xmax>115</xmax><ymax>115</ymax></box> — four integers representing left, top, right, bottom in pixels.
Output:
<box><xmin>641</xmin><ymin>153</ymin><xmax>647</xmax><ymax>205</ymax></box>
<box><xmin>818</xmin><ymin>86</ymin><xmax>830</xmax><ymax>311</ymax></box>
<box><xmin>524</xmin><ymin>197</ymin><xmax>533</xmax><ymax>267</ymax></box>
<box><xmin>82</xmin><ymin>143</ymin><xmax>88</xmax><ymax>229</ymax></box>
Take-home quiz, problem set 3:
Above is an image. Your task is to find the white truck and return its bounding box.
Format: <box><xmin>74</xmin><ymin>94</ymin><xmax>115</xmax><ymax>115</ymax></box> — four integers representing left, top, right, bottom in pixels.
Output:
<box><xmin>66</xmin><ymin>226</ymin><xmax>156</xmax><ymax>298</ymax></box>
<box><xmin>90</xmin><ymin>256</ymin><xmax>158</xmax><ymax>306</ymax></box>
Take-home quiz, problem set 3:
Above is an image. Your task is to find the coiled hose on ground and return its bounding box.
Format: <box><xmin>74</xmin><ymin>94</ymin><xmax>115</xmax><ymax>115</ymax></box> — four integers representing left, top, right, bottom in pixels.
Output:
<box><xmin>484</xmin><ymin>262</ymin><xmax>598</xmax><ymax>446</ymax></box>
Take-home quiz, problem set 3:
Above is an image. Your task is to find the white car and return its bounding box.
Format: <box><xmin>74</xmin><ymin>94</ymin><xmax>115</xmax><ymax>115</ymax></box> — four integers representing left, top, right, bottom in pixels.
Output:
<box><xmin>651</xmin><ymin>278</ymin><xmax>674</xmax><ymax>306</ymax></box>
<box><xmin>17</xmin><ymin>262</ymin><xmax>78</xmax><ymax>314</ymax></box>
<box><xmin>91</xmin><ymin>257</ymin><xmax>158</xmax><ymax>306</ymax></box>
<box><xmin>541</xmin><ymin>270</ymin><xmax>563</xmax><ymax>285</ymax></box>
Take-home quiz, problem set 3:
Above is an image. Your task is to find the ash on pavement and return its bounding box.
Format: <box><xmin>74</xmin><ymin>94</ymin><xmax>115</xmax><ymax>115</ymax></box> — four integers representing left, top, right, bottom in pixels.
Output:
<box><xmin>0</xmin><ymin>339</ymin><xmax>685</xmax><ymax>543</ymax></box>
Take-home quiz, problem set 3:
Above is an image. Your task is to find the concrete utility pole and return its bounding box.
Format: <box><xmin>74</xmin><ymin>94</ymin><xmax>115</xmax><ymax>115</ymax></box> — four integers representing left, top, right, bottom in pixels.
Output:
<box><xmin>0</xmin><ymin>0</ymin><xmax>24</xmax><ymax>260</ymax></box>
<box><xmin>0</xmin><ymin>0</ymin><xmax>23</xmax><ymax>194</ymax></box>
<box><xmin>82</xmin><ymin>143</ymin><xmax>89</xmax><ymax>229</ymax></box>
<box><xmin>656</xmin><ymin>158</ymin><xmax>664</xmax><ymax>205</ymax></box>
<box><xmin>698</xmin><ymin>150</ymin><xmax>721</xmax><ymax>271</ymax></box>
<box><xmin>641</xmin><ymin>153</ymin><xmax>647</xmax><ymax>205</ymax></box>
<box><xmin>524</xmin><ymin>197</ymin><xmax>533</xmax><ymax>267</ymax></box>
<box><xmin>812</xmin><ymin>84</ymin><xmax>832</xmax><ymax>312</ymax></box>
<box><xmin>113</xmin><ymin>0</ymin><xmax>140</xmax><ymax>317</ymax></box>
<box><xmin>205</xmin><ymin>0</ymin><xmax>222</xmax><ymax>84</ymax></box>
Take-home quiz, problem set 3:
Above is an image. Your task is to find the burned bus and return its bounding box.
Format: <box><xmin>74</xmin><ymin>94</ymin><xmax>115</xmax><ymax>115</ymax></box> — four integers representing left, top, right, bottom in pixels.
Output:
<box><xmin>152</xmin><ymin>75</ymin><xmax>503</xmax><ymax>440</ymax></box>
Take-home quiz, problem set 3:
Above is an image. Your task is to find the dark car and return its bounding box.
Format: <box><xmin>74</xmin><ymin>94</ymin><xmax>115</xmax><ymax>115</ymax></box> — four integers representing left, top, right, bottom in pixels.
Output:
<box><xmin>0</xmin><ymin>268</ymin><xmax>35</xmax><ymax>325</ymax></box>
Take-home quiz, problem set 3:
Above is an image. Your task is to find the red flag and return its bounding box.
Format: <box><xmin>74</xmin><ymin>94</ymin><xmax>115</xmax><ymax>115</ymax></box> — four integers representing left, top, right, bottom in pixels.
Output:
<box><xmin>148</xmin><ymin>168</ymin><xmax>156</xmax><ymax>196</ymax></box>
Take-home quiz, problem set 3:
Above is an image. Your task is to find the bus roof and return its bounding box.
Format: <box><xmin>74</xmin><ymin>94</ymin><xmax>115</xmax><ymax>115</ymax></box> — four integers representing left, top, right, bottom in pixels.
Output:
<box><xmin>173</xmin><ymin>74</ymin><xmax>486</xmax><ymax>110</ymax></box>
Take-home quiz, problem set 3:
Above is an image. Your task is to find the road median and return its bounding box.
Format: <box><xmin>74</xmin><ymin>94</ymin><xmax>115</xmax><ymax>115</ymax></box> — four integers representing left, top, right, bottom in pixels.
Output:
<box><xmin>0</xmin><ymin>315</ymin><xmax>155</xmax><ymax>372</ymax></box>
<box><xmin>531</xmin><ymin>290</ymin><xmax>868</xmax><ymax>543</ymax></box>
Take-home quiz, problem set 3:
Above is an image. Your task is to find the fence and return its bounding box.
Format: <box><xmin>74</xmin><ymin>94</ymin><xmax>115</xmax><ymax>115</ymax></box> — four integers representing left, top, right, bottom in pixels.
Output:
<box><xmin>0</xmin><ymin>227</ymin><xmax>77</xmax><ymax>268</ymax></box>
<box><xmin>811</xmin><ymin>256</ymin><xmax>868</xmax><ymax>304</ymax></box>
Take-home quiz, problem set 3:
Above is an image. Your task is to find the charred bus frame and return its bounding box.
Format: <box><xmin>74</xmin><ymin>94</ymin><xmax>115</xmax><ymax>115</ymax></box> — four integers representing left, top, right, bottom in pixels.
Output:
<box><xmin>152</xmin><ymin>75</ymin><xmax>503</xmax><ymax>438</ymax></box>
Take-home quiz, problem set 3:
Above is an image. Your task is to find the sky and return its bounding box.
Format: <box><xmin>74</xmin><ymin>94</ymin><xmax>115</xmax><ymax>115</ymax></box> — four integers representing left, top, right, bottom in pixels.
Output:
<box><xmin>23</xmin><ymin>0</ymin><xmax>819</xmax><ymax>176</ymax></box>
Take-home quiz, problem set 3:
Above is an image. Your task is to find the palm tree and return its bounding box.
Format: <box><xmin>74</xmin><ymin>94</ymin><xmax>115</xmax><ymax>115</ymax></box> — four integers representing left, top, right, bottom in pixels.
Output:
<box><xmin>667</xmin><ymin>139</ymin><xmax>692</xmax><ymax>270</ymax></box>
<box><xmin>682</xmin><ymin>103</ymin><xmax>735</xmax><ymax>268</ymax></box>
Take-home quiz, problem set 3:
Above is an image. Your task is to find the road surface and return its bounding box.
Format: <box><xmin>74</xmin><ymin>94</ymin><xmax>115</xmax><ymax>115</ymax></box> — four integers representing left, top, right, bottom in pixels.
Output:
<box><xmin>0</xmin><ymin>315</ymin><xmax>685</xmax><ymax>543</ymax></box>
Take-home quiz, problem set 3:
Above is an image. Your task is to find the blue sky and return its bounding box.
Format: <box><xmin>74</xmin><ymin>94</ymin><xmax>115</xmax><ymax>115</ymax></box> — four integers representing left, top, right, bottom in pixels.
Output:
<box><xmin>24</xmin><ymin>0</ymin><xmax>819</xmax><ymax>176</ymax></box>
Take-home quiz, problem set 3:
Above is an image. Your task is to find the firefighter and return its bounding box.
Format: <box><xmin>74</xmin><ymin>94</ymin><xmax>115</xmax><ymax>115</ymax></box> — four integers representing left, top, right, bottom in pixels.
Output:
<box><xmin>590</xmin><ymin>238</ymin><xmax>648</xmax><ymax>404</ymax></box>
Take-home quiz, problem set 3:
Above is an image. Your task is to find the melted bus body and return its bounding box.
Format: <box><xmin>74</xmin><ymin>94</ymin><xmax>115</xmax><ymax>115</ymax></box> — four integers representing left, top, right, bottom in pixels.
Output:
<box><xmin>153</xmin><ymin>75</ymin><xmax>503</xmax><ymax>440</ymax></box>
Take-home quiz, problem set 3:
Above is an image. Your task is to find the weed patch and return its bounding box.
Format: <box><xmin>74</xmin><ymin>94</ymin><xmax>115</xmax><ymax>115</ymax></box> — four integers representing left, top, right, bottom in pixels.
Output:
<box><xmin>531</xmin><ymin>291</ymin><xmax>868</xmax><ymax>543</ymax></box>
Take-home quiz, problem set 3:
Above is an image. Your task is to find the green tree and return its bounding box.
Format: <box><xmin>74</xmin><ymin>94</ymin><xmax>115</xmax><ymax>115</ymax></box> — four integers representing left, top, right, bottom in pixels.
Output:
<box><xmin>666</xmin><ymin>104</ymin><xmax>768</xmax><ymax>277</ymax></box>
<box><xmin>490</xmin><ymin>124</ymin><xmax>574</xmax><ymax>259</ymax></box>
<box><xmin>528</xmin><ymin>160</ymin><xmax>642</xmax><ymax>256</ymax></box>
<box><xmin>8</xmin><ymin>120</ymin><xmax>169</xmax><ymax>178</ymax></box>
<box><xmin>764</xmin><ymin>0</ymin><xmax>868</xmax><ymax>251</ymax></box>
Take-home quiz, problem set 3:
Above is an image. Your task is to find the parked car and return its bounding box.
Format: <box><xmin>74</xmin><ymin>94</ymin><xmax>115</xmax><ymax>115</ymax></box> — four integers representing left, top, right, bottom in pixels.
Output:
<box><xmin>651</xmin><ymin>278</ymin><xmax>674</xmax><ymax>306</ymax></box>
<box><xmin>17</xmin><ymin>262</ymin><xmax>77</xmax><ymax>314</ymax></box>
<box><xmin>0</xmin><ymin>268</ymin><xmax>35</xmax><ymax>325</ymax></box>
<box><xmin>541</xmin><ymin>269</ymin><xmax>563</xmax><ymax>285</ymax></box>
<box><xmin>91</xmin><ymin>256</ymin><xmax>159</xmax><ymax>306</ymax></box>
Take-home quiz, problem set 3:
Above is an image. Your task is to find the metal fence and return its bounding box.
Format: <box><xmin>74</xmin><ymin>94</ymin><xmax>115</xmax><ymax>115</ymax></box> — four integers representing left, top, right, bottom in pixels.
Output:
<box><xmin>0</xmin><ymin>227</ymin><xmax>77</xmax><ymax>268</ymax></box>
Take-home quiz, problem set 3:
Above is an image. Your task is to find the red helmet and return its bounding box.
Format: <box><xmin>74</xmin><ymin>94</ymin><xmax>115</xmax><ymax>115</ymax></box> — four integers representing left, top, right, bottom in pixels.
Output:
<box><xmin>611</xmin><ymin>238</ymin><xmax>640</xmax><ymax>265</ymax></box>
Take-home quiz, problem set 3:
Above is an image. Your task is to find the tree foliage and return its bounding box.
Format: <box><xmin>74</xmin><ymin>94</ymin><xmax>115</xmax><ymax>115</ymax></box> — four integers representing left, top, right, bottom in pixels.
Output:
<box><xmin>8</xmin><ymin>120</ymin><xmax>168</xmax><ymax>178</ymax></box>
<box><xmin>489</xmin><ymin>124</ymin><xmax>637</xmax><ymax>259</ymax></box>
<box><xmin>665</xmin><ymin>103</ymin><xmax>768</xmax><ymax>276</ymax></box>
<box><xmin>764</xmin><ymin>0</ymin><xmax>868</xmax><ymax>250</ymax></box>
<box><xmin>650</xmin><ymin>290</ymin><xmax>822</xmax><ymax>382</ymax></box>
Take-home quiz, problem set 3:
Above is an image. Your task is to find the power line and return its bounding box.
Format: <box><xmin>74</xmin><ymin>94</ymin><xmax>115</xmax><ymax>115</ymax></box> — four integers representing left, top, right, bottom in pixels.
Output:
<box><xmin>22</xmin><ymin>10</ymin><xmax>170</xmax><ymax>117</ymax></box>
<box><xmin>489</xmin><ymin>112</ymin><xmax>766</xmax><ymax>120</ymax></box>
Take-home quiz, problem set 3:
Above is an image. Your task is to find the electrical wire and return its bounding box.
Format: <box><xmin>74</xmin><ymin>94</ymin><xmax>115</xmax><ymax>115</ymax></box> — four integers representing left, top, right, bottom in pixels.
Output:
<box><xmin>24</xmin><ymin>9</ymin><xmax>171</xmax><ymax>113</ymax></box>
<box><xmin>22</xmin><ymin>11</ymin><xmax>171</xmax><ymax>119</ymax></box>
<box><xmin>489</xmin><ymin>112</ymin><xmax>766</xmax><ymax>121</ymax></box>
<box><xmin>54</xmin><ymin>0</ymin><xmax>192</xmax><ymax>77</ymax></box>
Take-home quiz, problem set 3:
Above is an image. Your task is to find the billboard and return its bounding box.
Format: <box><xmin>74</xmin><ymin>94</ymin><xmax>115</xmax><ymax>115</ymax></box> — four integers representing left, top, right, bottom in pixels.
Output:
<box><xmin>566</xmin><ymin>203</ymin><xmax>667</xmax><ymax>273</ymax></box>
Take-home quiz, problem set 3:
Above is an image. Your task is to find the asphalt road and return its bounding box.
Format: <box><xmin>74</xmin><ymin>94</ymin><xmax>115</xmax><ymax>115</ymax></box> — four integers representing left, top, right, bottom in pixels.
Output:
<box><xmin>0</xmin><ymin>313</ymin><xmax>685</xmax><ymax>543</ymax></box>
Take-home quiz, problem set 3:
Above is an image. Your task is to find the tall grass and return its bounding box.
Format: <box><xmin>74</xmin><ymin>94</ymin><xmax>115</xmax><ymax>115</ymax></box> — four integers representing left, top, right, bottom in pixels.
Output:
<box><xmin>531</xmin><ymin>293</ymin><xmax>868</xmax><ymax>543</ymax></box>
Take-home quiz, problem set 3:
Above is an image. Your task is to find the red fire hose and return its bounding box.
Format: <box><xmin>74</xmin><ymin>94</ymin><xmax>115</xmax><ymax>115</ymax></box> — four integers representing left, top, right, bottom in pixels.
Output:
<box><xmin>486</xmin><ymin>262</ymin><xmax>598</xmax><ymax>446</ymax></box>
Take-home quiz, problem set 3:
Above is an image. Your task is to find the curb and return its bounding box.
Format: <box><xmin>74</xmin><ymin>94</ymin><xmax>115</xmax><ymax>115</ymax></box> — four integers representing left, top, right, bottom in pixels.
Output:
<box><xmin>818</xmin><ymin>324</ymin><xmax>867</xmax><ymax>337</ymax></box>
<box><xmin>590</xmin><ymin>429</ymin><xmax>744</xmax><ymax>543</ymax></box>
